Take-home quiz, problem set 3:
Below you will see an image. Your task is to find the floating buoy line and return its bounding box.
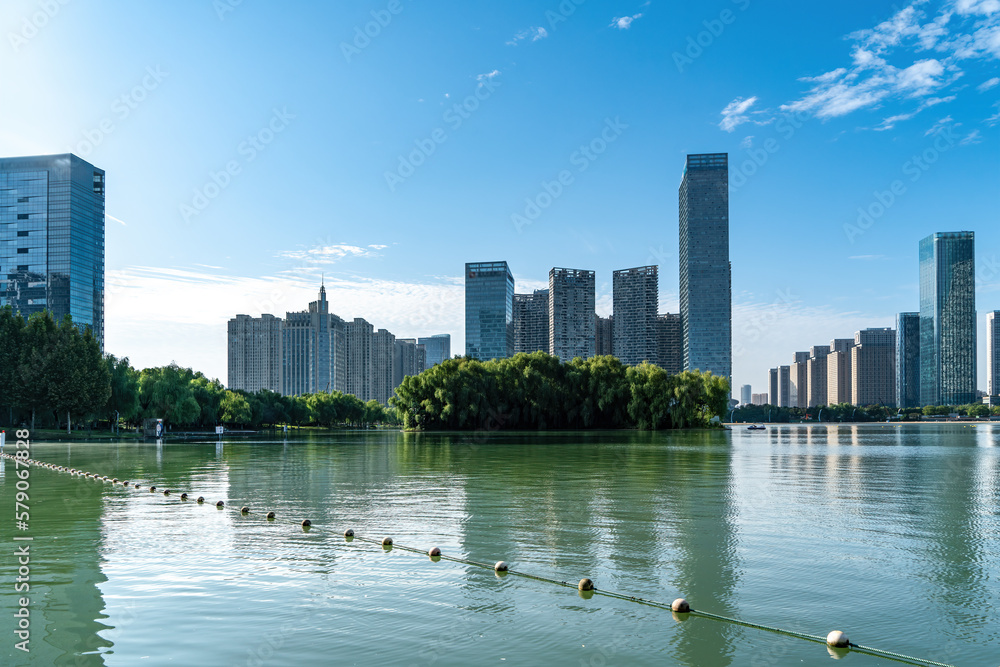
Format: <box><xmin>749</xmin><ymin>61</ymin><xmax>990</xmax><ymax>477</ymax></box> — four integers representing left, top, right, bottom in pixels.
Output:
<box><xmin>1</xmin><ymin>453</ymin><xmax>956</xmax><ymax>667</ymax></box>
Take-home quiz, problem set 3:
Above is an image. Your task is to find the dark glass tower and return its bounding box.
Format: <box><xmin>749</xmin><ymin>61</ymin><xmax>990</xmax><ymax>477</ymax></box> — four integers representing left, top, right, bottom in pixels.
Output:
<box><xmin>896</xmin><ymin>312</ymin><xmax>920</xmax><ymax>408</ymax></box>
<box><xmin>919</xmin><ymin>232</ymin><xmax>976</xmax><ymax>406</ymax></box>
<box><xmin>465</xmin><ymin>261</ymin><xmax>514</xmax><ymax>360</ymax></box>
<box><xmin>0</xmin><ymin>154</ymin><xmax>105</xmax><ymax>347</ymax></box>
<box><xmin>679</xmin><ymin>153</ymin><xmax>731</xmax><ymax>382</ymax></box>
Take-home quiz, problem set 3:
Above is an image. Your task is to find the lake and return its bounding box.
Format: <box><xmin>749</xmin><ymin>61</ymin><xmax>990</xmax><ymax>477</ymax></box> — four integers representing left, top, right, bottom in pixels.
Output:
<box><xmin>1</xmin><ymin>423</ymin><xmax>997</xmax><ymax>666</ymax></box>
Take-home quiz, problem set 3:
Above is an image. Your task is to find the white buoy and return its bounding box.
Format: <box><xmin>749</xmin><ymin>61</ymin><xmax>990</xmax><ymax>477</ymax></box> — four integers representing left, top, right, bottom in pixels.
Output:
<box><xmin>494</xmin><ymin>561</ymin><xmax>509</xmax><ymax>572</ymax></box>
<box><xmin>826</xmin><ymin>630</ymin><xmax>849</xmax><ymax>648</ymax></box>
<box><xmin>428</xmin><ymin>547</ymin><xmax>442</xmax><ymax>558</ymax></box>
<box><xmin>381</xmin><ymin>537</ymin><xmax>393</xmax><ymax>547</ymax></box>
<box><xmin>671</xmin><ymin>598</ymin><xmax>690</xmax><ymax>613</ymax></box>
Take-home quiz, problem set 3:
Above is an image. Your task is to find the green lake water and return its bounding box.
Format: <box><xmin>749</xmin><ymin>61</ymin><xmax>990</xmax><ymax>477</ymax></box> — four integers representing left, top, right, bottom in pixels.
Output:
<box><xmin>1</xmin><ymin>424</ymin><xmax>997</xmax><ymax>666</ymax></box>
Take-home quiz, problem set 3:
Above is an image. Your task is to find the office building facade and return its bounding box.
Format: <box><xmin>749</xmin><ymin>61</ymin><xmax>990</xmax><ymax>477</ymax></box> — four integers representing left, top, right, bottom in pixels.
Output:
<box><xmin>740</xmin><ymin>384</ymin><xmax>752</xmax><ymax>406</ymax></box>
<box><xmin>807</xmin><ymin>345</ymin><xmax>830</xmax><ymax>408</ymax></box>
<box><xmin>0</xmin><ymin>154</ymin><xmax>105</xmax><ymax>347</ymax></box>
<box><xmin>827</xmin><ymin>338</ymin><xmax>855</xmax><ymax>405</ymax></box>
<box><xmin>281</xmin><ymin>285</ymin><xmax>347</xmax><ymax>396</ymax></box>
<box><xmin>513</xmin><ymin>289</ymin><xmax>550</xmax><ymax>354</ymax></box>
<box><xmin>896</xmin><ymin>312</ymin><xmax>921</xmax><ymax>408</ymax></box>
<box><xmin>919</xmin><ymin>232</ymin><xmax>977</xmax><ymax>405</ymax></box>
<box><xmin>679</xmin><ymin>153</ymin><xmax>731</xmax><ymax>381</ymax></box>
<box><xmin>228</xmin><ymin>314</ymin><xmax>282</xmax><ymax>393</ymax></box>
<box><xmin>988</xmin><ymin>311</ymin><xmax>1000</xmax><ymax>397</ymax></box>
<box><xmin>777</xmin><ymin>365</ymin><xmax>791</xmax><ymax>407</ymax></box>
<box><xmin>418</xmin><ymin>334</ymin><xmax>450</xmax><ymax>367</ymax></box>
<box><xmin>594</xmin><ymin>315</ymin><xmax>613</xmax><ymax>356</ymax></box>
<box><xmin>655</xmin><ymin>313</ymin><xmax>682</xmax><ymax>375</ymax></box>
<box><xmin>612</xmin><ymin>265</ymin><xmax>658</xmax><ymax>366</ymax></box>
<box><xmin>790</xmin><ymin>352</ymin><xmax>809</xmax><ymax>408</ymax></box>
<box><xmin>393</xmin><ymin>338</ymin><xmax>426</xmax><ymax>388</ymax></box>
<box><xmin>465</xmin><ymin>261</ymin><xmax>514</xmax><ymax>360</ymax></box>
<box><xmin>549</xmin><ymin>267</ymin><xmax>595</xmax><ymax>362</ymax></box>
<box><xmin>769</xmin><ymin>368</ymin><xmax>779</xmax><ymax>407</ymax></box>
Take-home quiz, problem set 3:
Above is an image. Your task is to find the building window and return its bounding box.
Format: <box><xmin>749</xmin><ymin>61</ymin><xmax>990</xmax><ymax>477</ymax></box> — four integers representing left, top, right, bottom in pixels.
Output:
<box><xmin>93</xmin><ymin>172</ymin><xmax>104</xmax><ymax>195</ymax></box>
<box><xmin>17</xmin><ymin>231</ymin><xmax>28</xmax><ymax>237</ymax></box>
<box><xmin>17</xmin><ymin>265</ymin><xmax>29</xmax><ymax>271</ymax></box>
<box><xmin>17</xmin><ymin>197</ymin><xmax>29</xmax><ymax>203</ymax></box>
<box><xmin>17</xmin><ymin>214</ymin><xmax>29</xmax><ymax>220</ymax></box>
<box><xmin>17</xmin><ymin>248</ymin><xmax>29</xmax><ymax>254</ymax></box>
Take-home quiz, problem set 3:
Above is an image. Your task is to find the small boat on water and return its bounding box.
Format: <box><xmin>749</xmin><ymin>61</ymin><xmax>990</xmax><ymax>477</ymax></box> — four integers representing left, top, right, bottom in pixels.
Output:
<box><xmin>747</xmin><ymin>424</ymin><xmax>766</xmax><ymax>431</ymax></box>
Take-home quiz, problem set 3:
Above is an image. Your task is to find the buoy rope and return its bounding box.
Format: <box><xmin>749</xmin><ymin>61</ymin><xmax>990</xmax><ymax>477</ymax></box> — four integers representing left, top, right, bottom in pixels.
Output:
<box><xmin>6</xmin><ymin>454</ymin><xmax>956</xmax><ymax>667</ymax></box>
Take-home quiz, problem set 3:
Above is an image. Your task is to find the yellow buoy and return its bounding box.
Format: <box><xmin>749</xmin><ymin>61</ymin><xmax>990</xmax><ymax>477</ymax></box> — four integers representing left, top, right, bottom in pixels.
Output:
<box><xmin>149</xmin><ymin>486</ymin><xmax>157</xmax><ymax>492</ymax></box>
<box><xmin>197</xmin><ymin>496</ymin><xmax>205</xmax><ymax>503</ymax></box>
<box><xmin>180</xmin><ymin>493</ymin><xmax>188</xmax><ymax>500</ymax></box>
<box><xmin>381</xmin><ymin>537</ymin><xmax>393</xmax><ymax>547</ymax></box>
<box><xmin>216</xmin><ymin>501</ymin><xmax>225</xmax><ymax>508</ymax></box>
<box><xmin>266</xmin><ymin>511</ymin><xmax>275</xmax><ymax>519</ymax></box>
<box><xmin>301</xmin><ymin>519</ymin><xmax>312</xmax><ymax>527</ymax></box>
<box><xmin>344</xmin><ymin>529</ymin><xmax>355</xmax><ymax>539</ymax></box>
<box><xmin>241</xmin><ymin>506</ymin><xmax>250</xmax><ymax>514</ymax></box>
<box><xmin>578</xmin><ymin>578</ymin><xmax>594</xmax><ymax>592</ymax></box>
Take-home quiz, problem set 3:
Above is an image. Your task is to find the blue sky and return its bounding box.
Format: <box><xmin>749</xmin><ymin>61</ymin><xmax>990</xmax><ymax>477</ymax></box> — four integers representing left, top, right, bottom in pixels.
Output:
<box><xmin>2</xmin><ymin>0</ymin><xmax>997</xmax><ymax>394</ymax></box>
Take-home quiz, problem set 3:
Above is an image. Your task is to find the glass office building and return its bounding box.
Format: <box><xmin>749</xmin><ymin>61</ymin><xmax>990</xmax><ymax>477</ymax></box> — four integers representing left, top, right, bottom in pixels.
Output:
<box><xmin>417</xmin><ymin>334</ymin><xmax>451</xmax><ymax>367</ymax></box>
<box><xmin>0</xmin><ymin>154</ymin><xmax>105</xmax><ymax>347</ymax></box>
<box><xmin>919</xmin><ymin>232</ymin><xmax>976</xmax><ymax>406</ymax></box>
<box><xmin>679</xmin><ymin>153</ymin><xmax>731</xmax><ymax>383</ymax></box>
<box><xmin>896</xmin><ymin>312</ymin><xmax>920</xmax><ymax>409</ymax></box>
<box><xmin>465</xmin><ymin>261</ymin><xmax>514</xmax><ymax>360</ymax></box>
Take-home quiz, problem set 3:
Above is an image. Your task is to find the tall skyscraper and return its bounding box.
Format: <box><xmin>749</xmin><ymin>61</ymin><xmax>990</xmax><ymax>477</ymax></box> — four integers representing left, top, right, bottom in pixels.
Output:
<box><xmin>612</xmin><ymin>265</ymin><xmax>658</xmax><ymax>366</ymax></box>
<box><xmin>769</xmin><ymin>368</ymin><xmax>778</xmax><ymax>406</ymax></box>
<box><xmin>0</xmin><ymin>154</ymin><xmax>105</xmax><ymax>347</ymax></box>
<box><xmin>594</xmin><ymin>315</ymin><xmax>613</xmax><ymax>356</ymax></box>
<box><xmin>919</xmin><ymin>232</ymin><xmax>977</xmax><ymax>405</ymax></box>
<box><xmin>679</xmin><ymin>153</ymin><xmax>731</xmax><ymax>381</ymax></box>
<box><xmin>852</xmin><ymin>327</ymin><xmax>896</xmax><ymax>407</ymax></box>
<box><xmin>372</xmin><ymin>328</ymin><xmax>396</xmax><ymax>404</ymax></box>
<box><xmin>740</xmin><ymin>384</ymin><xmax>751</xmax><ymax>406</ymax></box>
<box><xmin>654</xmin><ymin>313</ymin><xmax>682</xmax><ymax>375</ymax></box>
<box><xmin>896</xmin><ymin>312</ymin><xmax>921</xmax><ymax>408</ymax></box>
<box><xmin>228</xmin><ymin>314</ymin><xmax>282</xmax><ymax>393</ymax></box>
<box><xmin>513</xmin><ymin>289</ymin><xmax>549</xmax><ymax>354</ymax></box>
<box><xmin>549</xmin><ymin>267</ymin><xmax>595</xmax><ymax>362</ymax></box>
<box><xmin>988</xmin><ymin>311</ymin><xmax>1000</xmax><ymax>397</ymax></box>
<box><xmin>418</xmin><ymin>334</ymin><xmax>451</xmax><ymax>367</ymax></box>
<box><xmin>282</xmin><ymin>284</ymin><xmax>346</xmax><ymax>396</ymax></box>
<box><xmin>345</xmin><ymin>317</ymin><xmax>374</xmax><ymax>400</ymax></box>
<box><xmin>465</xmin><ymin>261</ymin><xmax>514</xmax><ymax>360</ymax></box>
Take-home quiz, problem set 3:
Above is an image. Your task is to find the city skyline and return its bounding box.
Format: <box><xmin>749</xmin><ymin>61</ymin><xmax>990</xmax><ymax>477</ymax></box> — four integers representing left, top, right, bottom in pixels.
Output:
<box><xmin>2</xmin><ymin>0</ymin><xmax>997</xmax><ymax>389</ymax></box>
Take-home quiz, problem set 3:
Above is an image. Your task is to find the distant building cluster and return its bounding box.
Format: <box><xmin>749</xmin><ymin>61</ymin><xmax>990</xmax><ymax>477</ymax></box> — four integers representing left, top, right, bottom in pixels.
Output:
<box><xmin>465</xmin><ymin>153</ymin><xmax>731</xmax><ymax>380</ymax></box>
<box><xmin>756</xmin><ymin>232</ymin><xmax>996</xmax><ymax>409</ymax></box>
<box><xmin>227</xmin><ymin>284</ymin><xmax>450</xmax><ymax>403</ymax></box>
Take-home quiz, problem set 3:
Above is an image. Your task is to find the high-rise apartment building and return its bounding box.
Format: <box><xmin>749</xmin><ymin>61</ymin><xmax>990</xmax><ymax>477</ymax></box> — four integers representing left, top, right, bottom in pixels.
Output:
<box><xmin>679</xmin><ymin>153</ymin><xmax>731</xmax><ymax>381</ymax></box>
<box><xmin>282</xmin><ymin>285</ymin><xmax>346</xmax><ymax>396</ymax></box>
<box><xmin>919</xmin><ymin>232</ymin><xmax>977</xmax><ymax>405</ymax></box>
<box><xmin>418</xmin><ymin>334</ymin><xmax>450</xmax><ymax>367</ymax></box>
<box><xmin>228</xmin><ymin>314</ymin><xmax>282</xmax><ymax>393</ymax></box>
<box><xmin>827</xmin><ymin>338</ymin><xmax>855</xmax><ymax>405</ymax></box>
<box><xmin>465</xmin><ymin>261</ymin><xmax>514</xmax><ymax>360</ymax></box>
<box><xmin>345</xmin><ymin>317</ymin><xmax>374</xmax><ymax>401</ymax></box>
<box><xmin>654</xmin><ymin>313</ymin><xmax>682</xmax><ymax>375</ymax></box>
<box><xmin>594</xmin><ymin>315</ymin><xmax>613</xmax><ymax>356</ymax></box>
<box><xmin>988</xmin><ymin>311</ymin><xmax>1000</xmax><ymax>397</ymax></box>
<box><xmin>612</xmin><ymin>265</ymin><xmax>658</xmax><ymax>366</ymax></box>
<box><xmin>740</xmin><ymin>384</ymin><xmax>751</xmax><ymax>406</ymax></box>
<box><xmin>807</xmin><ymin>345</ymin><xmax>830</xmax><ymax>408</ymax></box>
<box><xmin>778</xmin><ymin>365</ymin><xmax>791</xmax><ymax>408</ymax></box>
<box><xmin>790</xmin><ymin>352</ymin><xmax>809</xmax><ymax>408</ymax></box>
<box><xmin>372</xmin><ymin>328</ymin><xmax>396</xmax><ymax>404</ymax></box>
<box><xmin>751</xmin><ymin>392</ymin><xmax>768</xmax><ymax>406</ymax></box>
<box><xmin>393</xmin><ymin>338</ymin><xmax>426</xmax><ymax>388</ymax></box>
<box><xmin>513</xmin><ymin>289</ymin><xmax>550</xmax><ymax>354</ymax></box>
<box><xmin>852</xmin><ymin>327</ymin><xmax>896</xmax><ymax>407</ymax></box>
<box><xmin>769</xmin><ymin>368</ymin><xmax>778</xmax><ymax>407</ymax></box>
<box><xmin>896</xmin><ymin>312</ymin><xmax>921</xmax><ymax>408</ymax></box>
<box><xmin>549</xmin><ymin>267</ymin><xmax>595</xmax><ymax>362</ymax></box>
<box><xmin>0</xmin><ymin>154</ymin><xmax>105</xmax><ymax>347</ymax></box>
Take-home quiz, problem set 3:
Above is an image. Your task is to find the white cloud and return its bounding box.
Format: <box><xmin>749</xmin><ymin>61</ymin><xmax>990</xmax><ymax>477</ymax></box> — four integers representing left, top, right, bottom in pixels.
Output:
<box><xmin>106</xmin><ymin>213</ymin><xmax>127</xmax><ymax>226</ymax></box>
<box><xmin>924</xmin><ymin>115</ymin><xmax>959</xmax><ymax>134</ymax></box>
<box><xmin>506</xmin><ymin>26</ymin><xmax>547</xmax><ymax>45</ymax></box>
<box><xmin>740</xmin><ymin>135</ymin><xmax>754</xmax><ymax>149</ymax></box>
<box><xmin>476</xmin><ymin>69</ymin><xmax>501</xmax><ymax>82</ymax></box>
<box><xmin>781</xmin><ymin>2</ymin><xmax>1000</xmax><ymax>123</ymax></box>
<box><xmin>104</xmin><ymin>265</ymin><xmax>464</xmax><ymax>384</ymax></box>
<box><xmin>277</xmin><ymin>243</ymin><xmax>383</xmax><ymax>264</ymax></box>
<box><xmin>978</xmin><ymin>75</ymin><xmax>1000</xmax><ymax>89</ymax></box>
<box><xmin>610</xmin><ymin>14</ymin><xmax>643</xmax><ymax>29</ymax></box>
<box><xmin>873</xmin><ymin>94</ymin><xmax>955</xmax><ymax>130</ymax></box>
<box><xmin>960</xmin><ymin>128</ymin><xmax>983</xmax><ymax>143</ymax></box>
<box><xmin>719</xmin><ymin>96</ymin><xmax>758</xmax><ymax>132</ymax></box>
